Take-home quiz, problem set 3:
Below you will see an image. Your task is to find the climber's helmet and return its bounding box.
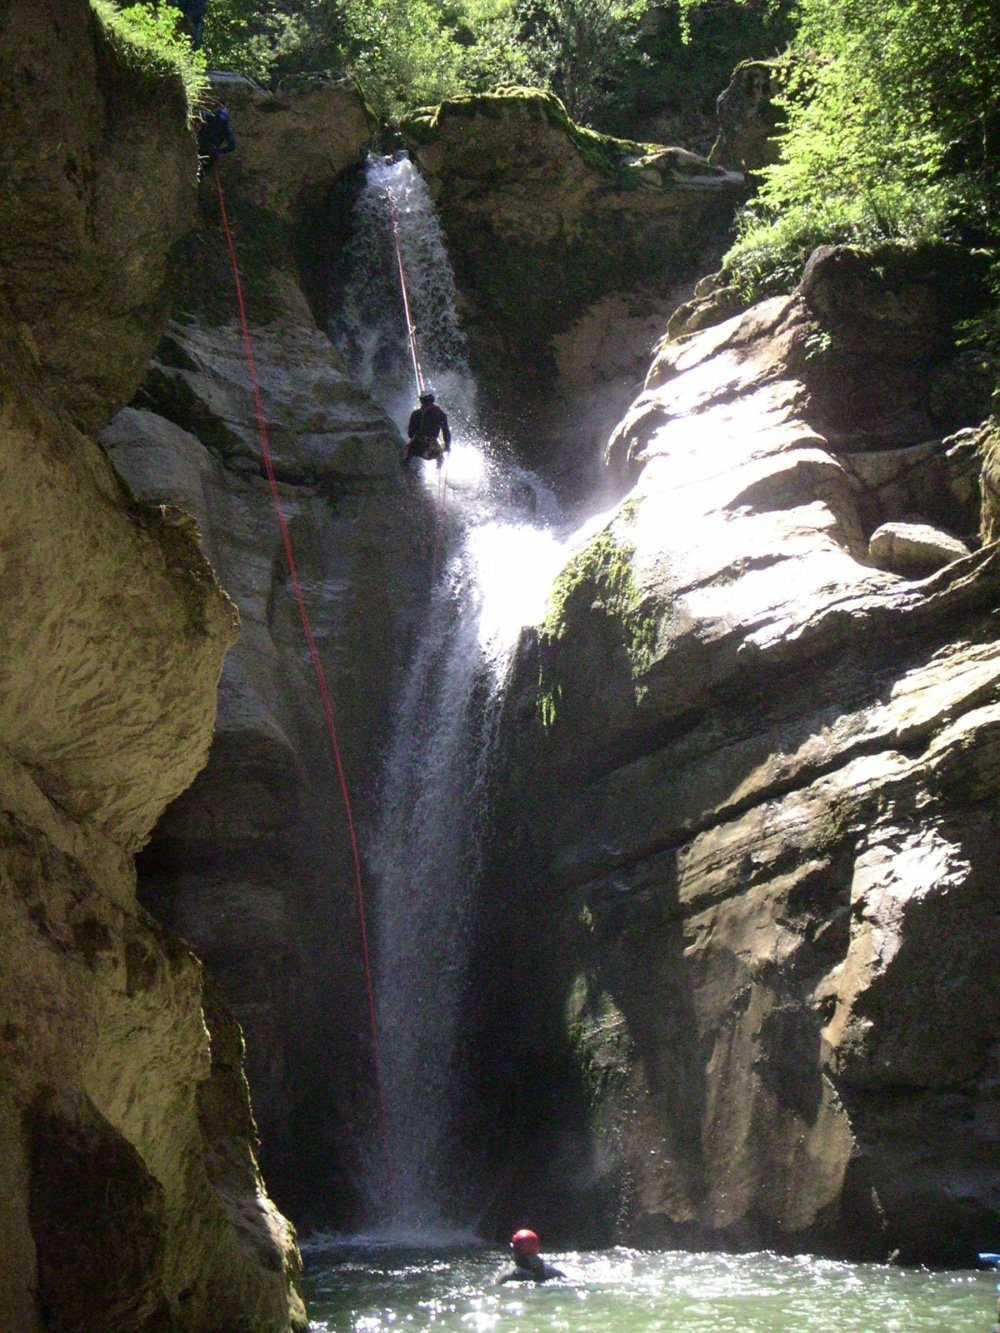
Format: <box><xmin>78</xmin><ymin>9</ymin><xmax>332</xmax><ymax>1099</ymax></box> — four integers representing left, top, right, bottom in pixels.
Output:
<box><xmin>511</xmin><ymin>1229</ymin><xmax>540</xmax><ymax>1258</ymax></box>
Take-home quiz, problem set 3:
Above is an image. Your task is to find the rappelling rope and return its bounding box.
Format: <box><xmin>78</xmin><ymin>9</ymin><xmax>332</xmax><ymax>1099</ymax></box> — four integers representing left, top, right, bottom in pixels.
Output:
<box><xmin>386</xmin><ymin>191</ymin><xmax>425</xmax><ymax>396</ymax></box>
<box><xmin>385</xmin><ymin>185</ymin><xmax>451</xmax><ymax>578</ymax></box>
<box><xmin>213</xmin><ymin>165</ymin><xmax>395</xmax><ymax>1198</ymax></box>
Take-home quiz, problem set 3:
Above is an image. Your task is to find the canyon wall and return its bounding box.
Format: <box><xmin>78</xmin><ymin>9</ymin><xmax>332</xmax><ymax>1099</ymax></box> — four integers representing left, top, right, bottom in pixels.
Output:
<box><xmin>402</xmin><ymin>89</ymin><xmax>747</xmax><ymax>492</ymax></box>
<box><xmin>468</xmin><ymin>242</ymin><xmax>999</xmax><ymax>1265</ymax></box>
<box><xmin>0</xmin><ymin>5</ymin><xmax>305</xmax><ymax>1327</ymax></box>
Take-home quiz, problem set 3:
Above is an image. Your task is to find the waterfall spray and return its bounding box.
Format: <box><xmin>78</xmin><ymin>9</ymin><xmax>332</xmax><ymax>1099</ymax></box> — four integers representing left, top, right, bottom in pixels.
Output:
<box><xmin>332</xmin><ymin>155</ymin><xmax>565</xmax><ymax>1235</ymax></box>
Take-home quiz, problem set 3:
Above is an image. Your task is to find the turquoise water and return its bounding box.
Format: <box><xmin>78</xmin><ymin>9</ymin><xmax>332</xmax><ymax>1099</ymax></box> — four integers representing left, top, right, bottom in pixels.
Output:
<box><xmin>302</xmin><ymin>1242</ymin><xmax>994</xmax><ymax>1332</ymax></box>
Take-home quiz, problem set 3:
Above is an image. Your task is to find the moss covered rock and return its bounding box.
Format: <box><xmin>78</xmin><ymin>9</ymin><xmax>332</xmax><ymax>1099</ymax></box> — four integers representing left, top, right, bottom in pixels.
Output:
<box><xmin>399</xmin><ymin>88</ymin><xmax>744</xmax><ymax>484</ymax></box>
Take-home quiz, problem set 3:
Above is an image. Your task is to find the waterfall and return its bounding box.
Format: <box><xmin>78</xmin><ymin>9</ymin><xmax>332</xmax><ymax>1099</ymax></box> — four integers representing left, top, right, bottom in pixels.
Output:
<box><xmin>331</xmin><ymin>156</ymin><xmax>564</xmax><ymax>1234</ymax></box>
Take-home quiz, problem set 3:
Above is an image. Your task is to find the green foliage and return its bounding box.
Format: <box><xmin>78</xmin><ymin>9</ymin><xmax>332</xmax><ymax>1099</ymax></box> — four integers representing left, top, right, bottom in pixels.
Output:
<box><xmin>194</xmin><ymin>0</ymin><xmax>794</xmax><ymax>140</ymax></box>
<box><xmin>515</xmin><ymin>0</ymin><xmax>647</xmax><ymax>123</ymax></box>
<box><xmin>90</xmin><ymin>0</ymin><xmax>208</xmax><ymax>106</ymax></box>
<box><xmin>538</xmin><ymin>528</ymin><xmax>662</xmax><ymax>729</ymax></box>
<box><xmin>200</xmin><ymin>0</ymin><xmax>301</xmax><ymax>83</ymax></box>
<box><xmin>335</xmin><ymin>0</ymin><xmax>541</xmax><ymax>119</ymax></box>
<box><xmin>724</xmin><ymin>0</ymin><xmax>1000</xmax><ymax>308</ymax></box>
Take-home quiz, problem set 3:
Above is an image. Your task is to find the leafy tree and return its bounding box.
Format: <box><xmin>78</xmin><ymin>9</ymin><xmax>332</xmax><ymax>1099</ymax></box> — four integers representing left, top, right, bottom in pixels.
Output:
<box><xmin>199</xmin><ymin>0</ymin><xmax>299</xmax><ymax>83</ymax></box>
<box><xmin>726</xmin><ymin>0</ymin><xmax>1000</xmax><ymax>299</ymax></box>
<box><xmin>91</xmin><ymin>0</ymin><xmax>208</xmax><ymax>104</ymax></box>
<box><xmin>336</xmin><ymin>0</ymin><xmax>542</xmax><ymax>117</ymax></box>
<box><xmin>519</xmin><ymin>0</ymin><xmax>648</xmax><ymax>121</ymax></box>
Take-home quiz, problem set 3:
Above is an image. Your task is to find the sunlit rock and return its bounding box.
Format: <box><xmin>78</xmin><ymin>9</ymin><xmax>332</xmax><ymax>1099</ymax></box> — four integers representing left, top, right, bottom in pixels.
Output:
<box><xmin>475</xmin><ymin>242</ymin><xmax>1000</xmax><ymax>1264</ymax></box>
<box><xmin>400</xmin><ymin>88</ymin><xmax>745</xmax><ymax>489</ymax></box>
<box><xmin>868</xmin><ymin>520</ymin><xmax>971</xmax><ymax>577</ymax></box>
<box><xmin>0</xmin><ymin>5</ymin><xmax>306</xmax><ymax>1326</ymax></box>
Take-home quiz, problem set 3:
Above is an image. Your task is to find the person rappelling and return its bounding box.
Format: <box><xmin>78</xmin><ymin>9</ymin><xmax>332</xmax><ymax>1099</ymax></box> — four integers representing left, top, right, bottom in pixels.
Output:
<box><xmin>196</xmin><ymin>102</ymin><xmax>236</xmax><ymax>176</ymax></box>
<box><xmin>169</xmin><ymin>0</ymin><xmax>208</xmax><ymax>49</ymax></box>
<box><xmin>403</xmin><ymin>389</ymin><xmax>451</xmax><ymax>470</ymax></box>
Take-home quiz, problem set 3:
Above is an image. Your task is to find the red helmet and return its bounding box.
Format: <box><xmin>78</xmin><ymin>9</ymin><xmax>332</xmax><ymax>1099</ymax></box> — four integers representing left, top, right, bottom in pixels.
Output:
<box><xmin>511</xmin><ymin>1228</ymin><xmax>540</xmax><ymax>1257</ymax></box>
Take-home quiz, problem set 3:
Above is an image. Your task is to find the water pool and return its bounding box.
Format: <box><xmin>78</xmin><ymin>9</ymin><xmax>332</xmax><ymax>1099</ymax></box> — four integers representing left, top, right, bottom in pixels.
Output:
<box><xmin>302</xmin><ymin>1242</ymin><xmax>994</xmax><ymax>1332</ymax></box>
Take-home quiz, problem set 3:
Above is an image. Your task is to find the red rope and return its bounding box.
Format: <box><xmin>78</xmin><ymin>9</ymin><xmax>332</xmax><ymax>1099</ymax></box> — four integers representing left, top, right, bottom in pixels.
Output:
<box><xmin>213</xmin><ymin>166</ymin><xmax>394</xmax><ymax>1198</ymax></box>
<box><xmin>386</xmin><ymin>191</ymin><xmax>425</xmax><ymax>395</ymax></box>
<box><xmin>386</xmin><ymin>182</ymin><xmax>450</xmax><ymax>581</ymax></box>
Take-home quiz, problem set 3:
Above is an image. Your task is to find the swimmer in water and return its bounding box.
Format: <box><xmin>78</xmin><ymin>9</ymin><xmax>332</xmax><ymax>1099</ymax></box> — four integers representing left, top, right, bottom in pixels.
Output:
<box><xmin>497</xmin><ymin>1229</ymin><xmax>564</xmax><ymax>1284</ymax></box>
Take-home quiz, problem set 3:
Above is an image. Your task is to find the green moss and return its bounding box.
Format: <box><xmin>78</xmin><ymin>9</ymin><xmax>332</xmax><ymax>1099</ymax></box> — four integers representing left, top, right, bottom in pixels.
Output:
<box><xmin>564</xmin><ymin>977</ymin><xmax>631</xmax><ymax>1111</ymax></box>
<box><xmin>537</xmin><ymin>527</ymin><xmax>667</xmax><ymax>730</ymax></box>
<box><xmin>401</xmin><ymin>87</ymin><xmax>675</xmax><ymax>190</ymax></box>
<box><xmin>543</xmin><ymin>529</ymin><xmax>657</xmax><ymax>662</ymax></box>
<box><xmin>90</xmin><ymin>1</ymin><xmax>207</xmax><ymax>115</ymax></box>
<box><xmin>977</xmin><ymin>418</ymin><xmax>1000</xmax><ymax>543</ymax></box>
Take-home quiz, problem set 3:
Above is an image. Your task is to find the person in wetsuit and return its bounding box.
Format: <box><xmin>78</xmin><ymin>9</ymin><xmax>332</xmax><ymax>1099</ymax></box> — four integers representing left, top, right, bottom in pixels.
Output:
<box><xmin>196</xmin><ymin>103</ymin><xmax>236</xmax><ymax>175</ymax></box>
<box><xmin>404</xmin><ymin>389</ymin><xmax>451</xmax><ymax>469</ymax></box>
<box><xmin>171</xmin><ymin>0</ymin><xmax>208</xmax><ymax>49</ymax></box>
<box><xmin>497</xmin><ymin>1229</ymin><xmax>564</xmax><ymax>1284</ymax></box>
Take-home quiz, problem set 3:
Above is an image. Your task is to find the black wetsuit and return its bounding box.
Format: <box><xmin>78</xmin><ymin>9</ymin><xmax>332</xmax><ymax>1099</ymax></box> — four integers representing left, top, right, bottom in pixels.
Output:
<box><xmin>498</xmin><ymin>1256</ymin><xmax>564</xmax><ymax>1284</ymax></box>
<box><xmin>197</xmin><ymin>108</ymin><xmax>236</xmax><ymax>163</ymax></box>
<box><xmin>405</xmin><ymin>403</ymin><xmax>451</xmax><ymax>463</ymax></box>
<box><xmin>173</xmin><ymin>0</ymin><xmax>208</xmax><ymax>48</ymax></box>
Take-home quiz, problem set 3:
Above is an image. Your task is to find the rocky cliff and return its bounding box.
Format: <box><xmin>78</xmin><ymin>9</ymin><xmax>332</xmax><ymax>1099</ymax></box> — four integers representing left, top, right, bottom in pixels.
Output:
<box><xmin>97</xmin><ymin>71</ymin><xmax>444</xmax><ymax>1228</ymax></box>
<box><xmin>466</xmin><ymin>242</ymin><xmax>1000</xmax><ymax>1265</ymax></box>
<box><xmin>8</xmin><ymin>0</ymin><xmax>997</xmax><ymax>1293</ymax></box>
<box><xmin>399</xmin><ymin>89</ymin><xmax>746</xmax><ymax>492</ymax></box>
<box><xmin>0</xmin><ymin>4</ymin><xmax>304</xmax><ymax>1327</ymax></box>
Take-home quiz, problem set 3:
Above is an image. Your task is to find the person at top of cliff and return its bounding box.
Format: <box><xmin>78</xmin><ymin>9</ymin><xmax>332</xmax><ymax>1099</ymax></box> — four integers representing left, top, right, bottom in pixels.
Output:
<box><xmin>196</xmin><ymin>102</ymin><xmax>236</xmax><ymax>174</ymax></box>
<box><xmin>497</xmin><ymin>1229</ymin><xmax>565</xmax><ymax>1284</ymax></box>
<box><xmin>170</xmin><ymin>0</ymin><xmax>208</xmax><ymax>50</ymax></box>
<box><xmin>403</xmin><ymin>389</ymin><xmax>451</xmax><ymax>470</ymax></box>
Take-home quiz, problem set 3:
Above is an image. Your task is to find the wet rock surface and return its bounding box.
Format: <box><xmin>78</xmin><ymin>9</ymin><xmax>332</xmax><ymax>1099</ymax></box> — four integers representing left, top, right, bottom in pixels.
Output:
<box><xmin>400</xmin><ymin>89</ymin><xmax>746</xmax><ymax>492</ymax></box>
<box><xmin>103</xmin><ymin>311</ymin><xmax>437</xmax><ymax>1225</ymax></box>
<box><xmin>473</xmin><ymin>244</ymin><xmax>1000</xmax><ymax>1263</ymax></box>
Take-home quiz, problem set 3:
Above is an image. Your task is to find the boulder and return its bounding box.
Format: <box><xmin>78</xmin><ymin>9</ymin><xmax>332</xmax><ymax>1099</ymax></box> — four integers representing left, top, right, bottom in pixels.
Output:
<box><xmin>978</xmin><ymin>418</ymin><xmax>1000</xmax><ymax>541</ymax></box>
<box><xmin>709</xmin><ymin>58</ymin><xmax>786</xmax><ymax>172</ymax></box>
<box><xmin>868</xmin><ymin>521</ymin><xmax>971</xmax><ymax>577</ymax></box>
<box><xmin>204</xmin><ymin>73</ymin><xmax>375</xmax><ymax>224</ymax></box>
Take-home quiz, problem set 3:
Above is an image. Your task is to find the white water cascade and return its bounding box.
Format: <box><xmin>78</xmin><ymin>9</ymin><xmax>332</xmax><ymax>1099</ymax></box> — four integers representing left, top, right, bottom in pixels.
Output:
<box><xmin>332</xmin><ymin>156</ymin><xmax>566</xmax><ymax>1234</ymax></box>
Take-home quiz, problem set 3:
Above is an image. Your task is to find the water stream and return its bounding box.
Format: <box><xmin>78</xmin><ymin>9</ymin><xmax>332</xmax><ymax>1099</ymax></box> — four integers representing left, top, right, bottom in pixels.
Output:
<box><xmin>333</xmin><ymin>156</ymin><xmax>564</xmax><ymax>1231</ymax></box>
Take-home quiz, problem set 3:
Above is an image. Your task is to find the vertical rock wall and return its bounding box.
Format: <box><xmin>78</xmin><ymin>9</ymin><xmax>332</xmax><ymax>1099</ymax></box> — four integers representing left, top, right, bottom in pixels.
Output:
<box><xmin>103</xmin><ymin>315</ymin><xmax>436</xmax><ymax>1226</ymax></box>
<box><xmin>0</xmin><ymin>4</ymin><xmax>306</xmax><ymax>1327</ymax></box>
<box><xmin>468</xmin><ymin>245</ymin><xmax>1000</xmax><ymax>1264</ymax></box>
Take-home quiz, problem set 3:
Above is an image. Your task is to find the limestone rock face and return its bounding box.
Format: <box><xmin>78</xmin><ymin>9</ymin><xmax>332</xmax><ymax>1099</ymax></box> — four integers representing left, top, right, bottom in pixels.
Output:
<box><xmin>400</xmin><ymin>90</ymin><xmax>745</xmax><ymax>489</ymax></box>
<box><xmin>205</xmin><ymin>73</ymin><xmax>375</xmax><ymax>224</ymax></box>
<box><xmin>868</xmin><ymin>520</ymin><xmax>971</xmax><ymax>576</ymax></box>
<box><xmin>474</xmin><ymin>243</ymin><xmax>999</xmax><ymax>1264</ymax></box>
<box><xmin>0</xmin><ymin>4</ymin><xmax>306</xmax><ymax>1327</ymax></box>
<box><xmin>0</xmin><ymin>0</ymin><xmax>196</xmax><ymax>430</ymax></box>
<box><xmin>709</xmin><ymin>59</ymin><xmax>785</xmax><ymax>172</ymax></box>
<box><xmin>103</xmin><ymin>315</ymin><xmax>436</xmax><ymax>1225</ymax></box>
